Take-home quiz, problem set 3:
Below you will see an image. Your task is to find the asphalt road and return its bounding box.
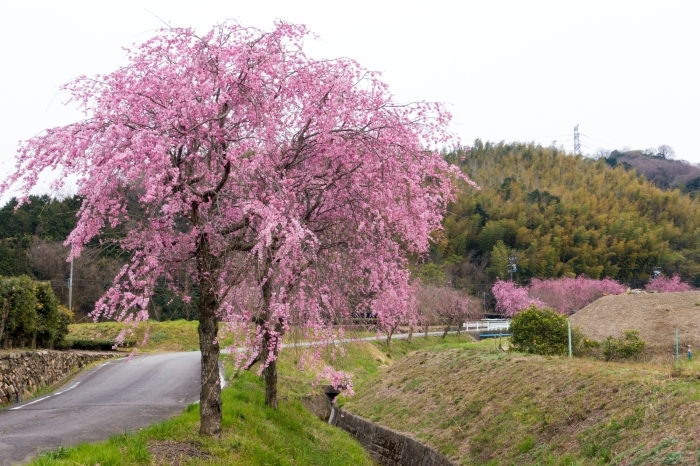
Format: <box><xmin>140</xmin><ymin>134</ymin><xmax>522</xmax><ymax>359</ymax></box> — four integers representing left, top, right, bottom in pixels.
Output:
<box><xmin>0</xmin><ymin>352</ymin><xmax>202</xmax><ymax>465</ymax></box>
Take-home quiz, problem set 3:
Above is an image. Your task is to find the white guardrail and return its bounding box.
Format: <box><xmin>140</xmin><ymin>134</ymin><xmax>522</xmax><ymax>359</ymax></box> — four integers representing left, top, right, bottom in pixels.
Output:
<box><xmin>463</xmin><ymin>319</ymin><xmax>511</xmax><ymax>331</ymax></box>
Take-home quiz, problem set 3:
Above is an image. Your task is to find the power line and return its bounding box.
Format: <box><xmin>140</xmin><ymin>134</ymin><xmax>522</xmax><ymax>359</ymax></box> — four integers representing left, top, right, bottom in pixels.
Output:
<box><xmin>579</xmin><ymin>133</ymin><xmax>626</xmax><ymax>150</ymax></box>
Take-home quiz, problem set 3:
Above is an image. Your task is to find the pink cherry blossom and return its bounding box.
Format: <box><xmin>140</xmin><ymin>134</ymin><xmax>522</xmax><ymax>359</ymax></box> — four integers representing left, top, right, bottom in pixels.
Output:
<box><xmin>645</xmin><ymin>274</ymin><xmax>693</xmax><ymax>293</ymax></box>
<box><xmin>491</xmin><ymin>279</ymin><xmax>545</xmax><ymax>317</ymax></box>
<box><xmin>528</xmin><ymin>276</ymin><xmax>626</xmax><ymax>314</ymax></box>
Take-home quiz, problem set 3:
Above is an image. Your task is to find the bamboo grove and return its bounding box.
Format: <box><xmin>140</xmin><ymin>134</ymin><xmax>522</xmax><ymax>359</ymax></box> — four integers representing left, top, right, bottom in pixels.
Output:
<box><xmin>437</xmin><ymin>140</ymin><xmax>700</xmax><ymax>289</ymax></box>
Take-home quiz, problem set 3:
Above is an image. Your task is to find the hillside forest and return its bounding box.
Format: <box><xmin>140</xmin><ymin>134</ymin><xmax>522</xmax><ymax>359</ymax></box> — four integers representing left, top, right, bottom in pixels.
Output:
<box><xmin>0</xmin><ymin>195</ymin><xmax>195</xmax><ymax>322</ymax></box>
<box><xmin>428</xmin><ymin>141</ymin><xmax>700</xmax><ymax>295</ymax></box>
<box><xmin>3</xmin><ymin>141</ymin><xmax>700</xmax><ymax>321</ymax></box>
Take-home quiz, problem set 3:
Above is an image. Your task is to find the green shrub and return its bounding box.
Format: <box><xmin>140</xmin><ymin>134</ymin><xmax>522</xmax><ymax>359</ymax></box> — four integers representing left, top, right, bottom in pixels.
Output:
<box><xmin>602</xmin><ymin>330</ymin><xmax>645</xmax><ymax>361</ymax></box>
<box><xmin>57</xmin><ymin>305</ymin><xmax>74</xmax><ymax>342</ymax></box>
<box><xmin>35</xmin><ymin>282</ymin><xmax>69</xmax><ymax>348</ymax></box>
<box><xmin>583</xmin><ymin>338</ymin><xmax>600</xmax><ymax>348</ymax></box>
<box><xmin>1</xmin><ymin>276</ymin><xmax>73</xmax><ymax>349</ymax></box>
<box><xmin>510</xmin><ymin>305</ymin><xmax>583</xmax><ymax>356</ymax></box>
<box><xmin>0</xmin><ymin>275</ymin><xmax>38</xmax><ymax>347</ymax></box>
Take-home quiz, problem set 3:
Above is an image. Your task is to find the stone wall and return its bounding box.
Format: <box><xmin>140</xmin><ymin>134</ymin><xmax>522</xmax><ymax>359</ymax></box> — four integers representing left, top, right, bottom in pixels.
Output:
<box><xmin>304</xmin><ymin>394</ymin><xmax>456</xmax><ymax>466</ymax></box>
<box><xmin>0</xmin><ymin>350</ymin><xmax>118</xmax><ymax>405</ymax></box>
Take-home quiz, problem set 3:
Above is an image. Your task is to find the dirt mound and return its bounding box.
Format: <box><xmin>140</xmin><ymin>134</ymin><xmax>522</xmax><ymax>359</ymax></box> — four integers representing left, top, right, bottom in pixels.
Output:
<box><xmin>569</xmin><ymin>291</ymin><xmax>700</xmax><ymax>347</ymax></box>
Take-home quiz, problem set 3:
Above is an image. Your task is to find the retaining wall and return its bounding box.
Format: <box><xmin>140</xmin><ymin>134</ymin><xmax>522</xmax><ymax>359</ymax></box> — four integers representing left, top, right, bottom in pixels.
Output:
<box><xmin>304</xmin><ymin>394</ymin><xmax>456</xmax><ymax>466</ymax></box>
<box><xmin>0</xmin><ymin>350</ymin><xmax>118</xmax><ymax>405</ymax></box>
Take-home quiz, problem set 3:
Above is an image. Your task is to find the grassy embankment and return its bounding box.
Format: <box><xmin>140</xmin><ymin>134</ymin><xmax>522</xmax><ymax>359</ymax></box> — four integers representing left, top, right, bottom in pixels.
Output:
<box><xmin>31</xmin><ymin>323</ymin><xmax>464</xmax><ymax>465</ymax></box>
<box><xmin>66</xmin><ymin>320</ymin><xmax>202</xmax><ymax>352</ymax></box>
<box><xmin>345</xmin><ymin>341</ymin><xmax>700</xmax><ymax>466</ymax></box>
<box><xmin>51</xmin><ymin>322</ymin><xmax>700</xmax><ymax>465</ymax></box>
<box><xmin>65</xmin><ymin>320</ymin><xmax>377</xmax><ymax>352</ymax></box>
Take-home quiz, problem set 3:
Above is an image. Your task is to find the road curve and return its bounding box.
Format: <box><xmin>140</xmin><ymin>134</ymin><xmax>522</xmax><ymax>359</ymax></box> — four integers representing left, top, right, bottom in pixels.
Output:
<box><xmin>0</xmin><ymin>352</ymin><xmax>202</xmax><ymax>465</ymax></box>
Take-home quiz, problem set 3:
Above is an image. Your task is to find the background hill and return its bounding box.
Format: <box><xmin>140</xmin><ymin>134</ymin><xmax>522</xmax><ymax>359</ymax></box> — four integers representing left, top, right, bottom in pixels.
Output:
<box><xmin>605</xmin><ymin>149</ymin><xmax>700</xmax><ymax>195</ymax></box>
<box><xmin>431</xmin><ymin>141</ymin><xmax>700</xmax><ymax>294</ymax></box>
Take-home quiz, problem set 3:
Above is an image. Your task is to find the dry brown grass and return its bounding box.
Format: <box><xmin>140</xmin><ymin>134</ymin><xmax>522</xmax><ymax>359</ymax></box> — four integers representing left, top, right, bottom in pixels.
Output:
<box><xmin>346</xmin><ymin>340</ymin><xmax>700</xmax><ymax>465</ymax></box>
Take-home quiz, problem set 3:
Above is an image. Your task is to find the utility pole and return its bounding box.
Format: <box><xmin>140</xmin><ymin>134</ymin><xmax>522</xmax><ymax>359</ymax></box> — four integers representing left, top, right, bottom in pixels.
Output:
<box><xmin>508</xmin><ymin>256</ymin><xmax>517</xmax><ymax>282</ymax></box>
<box><xmin>574</xmin><ymin>124</ymin><xmax>581</xmax><ymax>155</ymax></box>
<box><xmin>68</xmin><ymin>256</ymin><xmax>74</xmax><ymax>313</ymax></box>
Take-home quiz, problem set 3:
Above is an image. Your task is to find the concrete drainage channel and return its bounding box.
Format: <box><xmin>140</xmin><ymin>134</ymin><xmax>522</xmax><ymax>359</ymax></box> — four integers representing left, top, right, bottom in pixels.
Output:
<box><xmin>304</xmin><ymin>388</ymin><xmax>457</xmax><ymax>466</ymax></box>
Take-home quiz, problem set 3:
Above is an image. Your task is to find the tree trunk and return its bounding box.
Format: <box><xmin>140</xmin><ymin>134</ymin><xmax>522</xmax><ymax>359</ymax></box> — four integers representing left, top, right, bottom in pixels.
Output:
<box><xmin>261</xmin><ymin>330</ymin><xmax>279</xmax><ymax>409</ymax></box>
<box><xmin>443</xmin><ymin>315</ymin><xmax>457</xmax><ymax>339</ymax></box>
<box><xmin>198</xmin><ymin>298</ymin><xmax>221</xmax><ymax>436</ymax></box>
<box><xmin>259</xmin><ymin>268</ymin><xmax>282</xmax><ymax>409</ymax></box>
<box><xmin>196</xmin><ymin>236</ymin><xmax>222</xmax><ymax>437</ymax></box>
<box><xmin>424</xmin><ymin>322</ymin><xmax>429</xmax><ymax>339</ymax></box>
<box><xmin>386</xmin><ymin>327</ymin><xmax>393</xmax><ymax>347</ymax></box>
<box><xmin>407</xmin><ymin>324</ymin><xmax>413</xmax><ymax>343</ymax></box>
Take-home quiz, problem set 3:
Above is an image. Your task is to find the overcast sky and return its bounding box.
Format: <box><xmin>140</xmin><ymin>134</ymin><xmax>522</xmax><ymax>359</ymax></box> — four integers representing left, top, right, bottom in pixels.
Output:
<box><xmin>1</xmin><ymin>1</ymin><xmax>698</xmax><ymax>199</ymax></box>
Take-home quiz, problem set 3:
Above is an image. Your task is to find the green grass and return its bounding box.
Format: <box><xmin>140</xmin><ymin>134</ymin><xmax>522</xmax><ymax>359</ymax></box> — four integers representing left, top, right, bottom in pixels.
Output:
<box><xmin>272</xmin><ymin>333</ymin><xmax>476</xmax><ymax>403</ymax></box>
<box><xmin>29</xmin><ymin>371</ymin><xmax>374</xmax><ymax>465</ymax></box>
<box><xmin>68</xmin><ymin>320</ymin><xmax>208</xmax><ymax>352</ymax></box>
<box><xmin>68</xmin><ymin>320</ymin><xmax>377</xmax><ymax>353</ymax></box>
<box><xmin>30</xmin><ymin>329</ymin><xmax>471</xmax><ymax>465</ymax></box>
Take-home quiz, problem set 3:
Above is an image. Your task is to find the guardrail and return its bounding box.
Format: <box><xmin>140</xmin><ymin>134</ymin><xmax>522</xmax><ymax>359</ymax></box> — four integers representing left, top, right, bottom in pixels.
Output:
<box><xmin>464</xmin><ymin>319</ymin><xmax>510</xmax><ymax>331</ymax></box>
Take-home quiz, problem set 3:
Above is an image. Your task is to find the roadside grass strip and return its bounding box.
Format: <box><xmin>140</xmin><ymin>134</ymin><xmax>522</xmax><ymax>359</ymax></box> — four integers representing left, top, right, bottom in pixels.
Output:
<box><xmin>28</xmin><ymin>371</ymin><xmax>374</xmax><ymax>466</ymax></box>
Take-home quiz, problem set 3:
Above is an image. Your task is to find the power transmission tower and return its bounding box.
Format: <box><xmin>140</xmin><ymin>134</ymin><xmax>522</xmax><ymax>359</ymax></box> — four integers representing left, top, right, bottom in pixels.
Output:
<box><xmin>574</xmin><ymin>124</ymin><xmax>581</xmax><ymax>155</ymax></box>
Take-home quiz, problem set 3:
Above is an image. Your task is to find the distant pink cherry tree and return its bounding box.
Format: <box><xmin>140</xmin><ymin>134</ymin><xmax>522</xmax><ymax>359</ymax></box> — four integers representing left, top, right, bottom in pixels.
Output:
<box><xmin>645</xmin><ymin>275</ymin><xmax>693</xmax><ymax>293</ymax></box>
<box><xmin>1</xmin><ymin>22</ymin><xmax>476</xmax><ymax>435</ymax></box>
<box><xmin>491</xmin><ymin>279</ymin><xmax>545</xmax><ymax>317</ymax></box>
<box><xmin>436</xmin><ymin>288</ymin><xmax>481</xmax><ymax>337</ymax></box>
<box><xmin>529</xmin><ymin>276</ymin><xmax>626</xmax><ymax>314</ymax></box>
<box><xmin>417</xmin><ymin>285</ymin><xmax>482</xmax><ymax>337</ymax></box>
<box><xmin>380</xmin><ymin>284</ymin><xmax>419</xmax><ymax>347</ymax></box>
